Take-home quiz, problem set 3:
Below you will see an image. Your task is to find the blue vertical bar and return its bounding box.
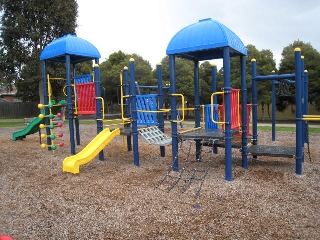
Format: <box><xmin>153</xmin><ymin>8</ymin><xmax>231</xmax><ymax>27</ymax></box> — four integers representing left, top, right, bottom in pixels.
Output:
<box><xmin>304</xmin><ymin>70</ymin><xmax>308</xmax><ymax>116</ymax></box>
<box><xmin>169</xmin><ymin>55</ymin><xmax>178</xmax><ymax>171</ymax></box>
<box><xmin>194</xmin><ymin>61</ymin><xmax>201</xmax><ymax>128</ymax></box>
<box><xmin>211</xmin><ymin>63</ymin><xmax>217</xmax><ymax>103</ymax></box>
<box><xmin>300</xmin><ymin>56</ymin><xmax>306</xmax><ymax>146</ymax></box>
<box><xmin>73</xmin><ymin>64</ymin><xmax>80</xmax><ymax>146</ymax></box>
<box><xmin>194</xmin><ymin>60</ymin><xmax>201</xmax><ymax>161</ymax></box>
<box><xmin>123</xmin><ymin>67</ymin><xmax>132</xmax><ymax>151</ymax></box>
<box><xmin>211</xmin><ymin>63</ymin><xmax>218</xmax><ymax>154</ymax></box>
<box><xmin>94</xmin><ymin>60</ymin><xmax>104</xmax><ymax>161</ymax></box>
<box><xmin>157</xmin><ymin>63</ymin><xmax>165</xmax><ymax>157</ymax></box>
<box><xmin>129</xmin><ymin>59</ymin><xmax>139</xmax><ymax>166</ymax></box>
<box><xmin>223</xmin><ymin>47</ymin><xmax>232</xmax><ymax>181</ymax></box>
<box><xmin>304</xmin><ymin>70</ymin><xmax>309</xmax><ymax>144</ymax></box>
<box><xmin>251</xmin><ymin>59</ymin><xmax>258</xmax><ymax>150</ymax></box>
<box><xmin>240</xmin><ymin>55</ymin><xmax>248</xmax><ymax>169</ymax></box>
<box><xmin>271</xmin><ymin>71</ymin><xmax>276</xmax><ymax>141</ymax></box>
<box><xmin>75</xmin><ymin>117</ymin><xmax>80</xmax><ymax>145</ymax></box>
<box><xmin>66</xmin><ymin>55</ymin><xmax>75</xmax><ymax>155</ymax></box>
<box><xmin>294</xmin><ymin>48</ymin><xmax>303</xmax><ymax>175</ymax></box>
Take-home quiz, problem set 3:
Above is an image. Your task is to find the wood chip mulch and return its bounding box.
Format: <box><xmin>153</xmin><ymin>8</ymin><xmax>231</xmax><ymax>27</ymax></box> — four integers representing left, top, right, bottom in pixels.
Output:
<box><xmin>1</xmin><ymin>124</ymin><xmax>319</xmax><ymax>239</ymax></box>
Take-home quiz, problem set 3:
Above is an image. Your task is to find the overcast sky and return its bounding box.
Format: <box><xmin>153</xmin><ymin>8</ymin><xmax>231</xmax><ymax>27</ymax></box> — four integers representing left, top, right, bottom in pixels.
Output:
<box><xmin>77</xmin><ymin>0</ymin><xmax>320</xmax><ymax>69</ymax></box>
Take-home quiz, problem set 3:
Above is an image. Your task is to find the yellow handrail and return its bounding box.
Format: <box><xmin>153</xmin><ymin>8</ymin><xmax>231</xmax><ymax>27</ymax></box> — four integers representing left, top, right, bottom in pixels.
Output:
<box><xmin>158</xmin><ymin>108</ymin><xmax>171</xmax><ymax>112</ymax></box>
<box><xmin>48</xmin><ymin>77</ymin><xmax>66</xmax><ymax>81</ymax></box>
<box><xmin>302</xmin><ymin>115</ymin><xmax>320</xmax><ymax>121</ymax></box>
<box><xmin>303</xmin><ymin>115</ymin><xmax>320</xmax><ymax>118</ymax></box>
<box><xmin>210</xmin><ymin>92</ymin><xmax>225</xmax><ymax>124</ymax></box>
<box><xmin>172</xmin><ymin>93</ymin><xmax>184</xmax><ymax>123</ymax></box>
<box><xmin>137</xmin><ymin>109</ymin><xmax>166</xmax><ymax>113</ymax></box>
<box><xmin>95</xmin><ymin>97</ymin><xmax>105</xmax><ymax>120</ymax></box>
<box><xmin>179</xmin><ymin>127</ymin><xmax>202</xmax><ymax>134</ymax></box>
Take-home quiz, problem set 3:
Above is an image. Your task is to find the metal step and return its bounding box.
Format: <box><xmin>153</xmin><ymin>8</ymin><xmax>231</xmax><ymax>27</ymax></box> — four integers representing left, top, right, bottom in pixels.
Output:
<box><xmin>248</xmin><ymin>145</ymin><xmax>295</xmax><ymax>158</ymax></box>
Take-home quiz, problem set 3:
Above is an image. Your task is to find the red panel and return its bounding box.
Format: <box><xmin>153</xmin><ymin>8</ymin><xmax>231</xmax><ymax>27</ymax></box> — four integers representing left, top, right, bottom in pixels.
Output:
<box><xmin>76</xmin><ymin>82</ymin><xmax>96</xmax><ymax>115</ymax></box>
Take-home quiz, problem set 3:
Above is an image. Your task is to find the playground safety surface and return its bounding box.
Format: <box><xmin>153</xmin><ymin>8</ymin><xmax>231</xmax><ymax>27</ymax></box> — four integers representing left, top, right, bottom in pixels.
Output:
<box><xmin>1</xmin><ymin>124</ymin><xmax>320</xmax><ymax>239</ymax></box>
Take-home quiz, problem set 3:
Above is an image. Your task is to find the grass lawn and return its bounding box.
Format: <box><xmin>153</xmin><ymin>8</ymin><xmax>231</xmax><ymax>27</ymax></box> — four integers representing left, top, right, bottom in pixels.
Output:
<box><xmin>258</xmin><ymin>126</ymin><xmax>320</xmax><ymax>134</ymax></box>
<box><xmin>1</xmin><ymin>119</ymin><xmax>319</xmax><ymax>133</ymax></box>
<box><xmin>0</xmin><ymin>121</ymin><xmax>25</xmax><ymax>128</ymax></box>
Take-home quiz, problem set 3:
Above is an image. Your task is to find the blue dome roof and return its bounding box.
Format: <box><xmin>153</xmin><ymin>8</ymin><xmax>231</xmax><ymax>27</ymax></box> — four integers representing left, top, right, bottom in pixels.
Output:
<box><xmin>166</xmin><ymin>18</ymin><xmax>247</xmax><ymax>60</ymax></box>
<box><xmin>40</xmin><ymin>34</ymin><xmax>101</xmax><ymax>63</ymax></box>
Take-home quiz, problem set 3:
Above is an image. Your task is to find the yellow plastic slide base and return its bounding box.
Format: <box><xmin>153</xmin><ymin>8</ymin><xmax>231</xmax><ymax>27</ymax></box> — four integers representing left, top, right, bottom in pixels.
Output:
<box><xmin>63</xmin><ymin>128</ymin><xmax>120</xmax><ymax>174</ymax></box>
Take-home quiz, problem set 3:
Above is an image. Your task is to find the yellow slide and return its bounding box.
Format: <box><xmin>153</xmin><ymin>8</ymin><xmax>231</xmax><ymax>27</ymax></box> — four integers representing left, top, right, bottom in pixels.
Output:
<box><xmin>63</xmin><ymin>128</ymin><xmax>120</xmax><ymax>174</ymax></box>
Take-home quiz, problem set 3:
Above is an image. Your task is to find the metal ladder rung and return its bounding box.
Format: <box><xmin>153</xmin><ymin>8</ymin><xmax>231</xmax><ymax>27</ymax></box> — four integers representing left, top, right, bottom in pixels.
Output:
<box><xmin>138</xmin><ymin>127</ymin><xmax>172</xmax><ymax>146</ymax></box>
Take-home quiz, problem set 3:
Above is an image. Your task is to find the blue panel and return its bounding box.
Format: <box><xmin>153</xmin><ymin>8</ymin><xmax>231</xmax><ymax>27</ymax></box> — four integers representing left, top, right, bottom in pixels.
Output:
<box><xmin>74</xmin><ymin>74</ymin><xmax>93</xmax><ymax>84</ymax></box>
<box><xmin>40</xmin><ymin>34</ymin><xmax>101</xmax><ymax>63</ymax></box>
<box><xmin>166</xmin><ymin>18</ymin><xmax>247</xmax><ymax>60</ymax></box>
<box><xmin>136</xmin><ymin>94</ymin><xmax>158</xmax><ymax>126</ymax></box>
<box><xmin>205</xmin><ymin>104</ymin><xmax>219</xmax><ymax>129</ymax></box>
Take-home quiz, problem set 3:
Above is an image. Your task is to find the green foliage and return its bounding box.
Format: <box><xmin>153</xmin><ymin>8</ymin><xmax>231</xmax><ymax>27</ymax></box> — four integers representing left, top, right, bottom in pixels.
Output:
<box><xmin>279</xmin><ymin>40</ymin><xmax>320</xmax><ymax>110</ymax></box>
<box><xmin>239</xmin><ymin>45</ymin><xmax>276</xmax><ymax>118</ymax></box>
<box><xmin>158</xmin><ymin>56</ymin><xmax>195</xmax><ymax>107</ymax></box>
<box><xmin>199</xmin><ymin>61</ymin><xmax>213</xmax><ymax>104</ymax></box>
<box><xmin>100</xmin><ymin>51</ymin><xmax>153</xmax><ymax>104</ymax></box>
<box><xmin>0</xmin><ymin>0</ymin><xmax>78</xmax><ymax>102</ymax></box>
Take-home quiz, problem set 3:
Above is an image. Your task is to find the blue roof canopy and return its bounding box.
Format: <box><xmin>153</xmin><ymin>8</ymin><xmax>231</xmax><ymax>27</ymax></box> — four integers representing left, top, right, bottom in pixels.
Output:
<box><xmin>40</xmin><ymin>34</ymin><xmax>101</xmax><ymax>63</ymax></box>
<box><xmin>166</xmin><ymin>18</ymin><xmax>247</xmax><ymax>61</ymax></box>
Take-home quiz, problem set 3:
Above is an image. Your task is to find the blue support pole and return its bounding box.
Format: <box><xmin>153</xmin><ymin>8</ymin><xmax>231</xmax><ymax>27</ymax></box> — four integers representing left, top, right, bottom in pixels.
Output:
<box><xmin>66</xmin><ymin>55</ymin><xmax>75</xmax><ymax>155</ymax></box>
<box><xmin>271</xmin><ymin>71</ymin><xmax>276</xmax><ymax>141</ymax></box>
<box><xmin>223</xmin><ymin>47</ymin><xmax>232</xmax><ymax>181</ymax></box>
<box><xmin>211</xmin><ymin>63</ymin><xmax>218</xmax><ymax>154</ymax></box>
<box><xmin>211</xmin><ymin>64</ymin><xmax>217</xmax><ymax>103</ymax></box>
<box><xmin>123</xmin><ymin>66</ymin><xmax>132</xmax><ymax>152</ymax></box>
<box><xmin>73</xmin><ymin>64</ymin><xmax>80</xmax><ymax>146</ymax></box>
<box><xmin>304</xmin><ymin>70</ymin><xmax>309</xmax><ymax>144</ymax></box>
<box><xmin>251</xmin><ymin>59</ymin><xmax>258</xmax><ymax>151</ymax></box>
<box><xmin>304</xmin><ymin>70</ymin><xmax>309</xmax><ymax>116</ymax></box>
<box><xmin>194</xmin><ymin>61</ymin><xmax>201</xmax><ymax>128</ymax></box>
<box><xmin>157</xmin><ymin>63</ymin><xmax>165</xmax><ymax>157</ymax></box>
<box><xmin>240</xmin><ymin>55</ymin><xmax>248</xmax><ymax>169</ymax></box>
<box><xmin>129</xmin><ymin>58</ymin><xmax>139</xmax><ymax>166</ymax></box>
<box><xmin>194</xmin><ymin>60</ymin><xmax>201</xmax><ymax>161</ymax></box>
<box><xmin>94</xmin><ymin>60</ymin><xmax>104</xmax><ymax>161</ymax></box>
<box><xmin>294</xmin><ymin>48</ymin><xmax>303</xmax><ymax>175</ymax></box>
<box><xmin>169</xmin><ymin>55</ymin><xmax>179</xmax><ymax>172</ymax></box>
<box><xmin>75</xmin><ymin>118</ymin><xmax>80</xmax><ymax>145</ymax></box>
<box><xmin>301</xmin><ymin>56</ymin><xmax>306</xmax><ymax>146</ymax></box>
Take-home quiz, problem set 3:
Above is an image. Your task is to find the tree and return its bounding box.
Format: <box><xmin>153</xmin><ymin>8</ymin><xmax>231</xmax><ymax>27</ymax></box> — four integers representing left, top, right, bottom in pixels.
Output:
<box><xmin>159</xmin><ymin>56</ymin><xmax>194</xmax><ymax>108</ymax></box>
<box><xmin>100</xmin><ymin>51</ymin><xmax>153</xmax><ymax>107</ymax></box>
<box><xmin>0</xmin><ymin>0</ymin><xmax>78</xmax><ymax>102</ymax></box>
<box><xmin>279</xmin><ymin>40</ymin><xmax>320</xmax><ymax>111</ymax></box>
<box><xmin>255</xmin><ymin>48</ymin><xmax>277</xmax><ymax>119</ymax></box>
<box><xmin>218</xmin><ymin>44</ymin><xmax>276</xmax><ymax>119</ymax></box>
<box><xmin>199</xmin><ymin>61</ymin><xmax>214</xmax><ymax>104</ymax></box>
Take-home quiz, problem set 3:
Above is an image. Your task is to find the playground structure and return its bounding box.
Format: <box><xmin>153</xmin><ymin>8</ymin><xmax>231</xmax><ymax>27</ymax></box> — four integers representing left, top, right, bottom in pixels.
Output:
<box><xmin>28</xmin><ymin>19</ymin><xmax>318</xmax><ymax>180</ymax></box>
<box><xmin>250</xmin><ymin>52</ymin><xmax>320</xmax><ymax>174</ymax></box>
<box><xmin>164</xmin><ymin>18</ymin><xmax>319</xmax><ymax>181</ymax></box>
